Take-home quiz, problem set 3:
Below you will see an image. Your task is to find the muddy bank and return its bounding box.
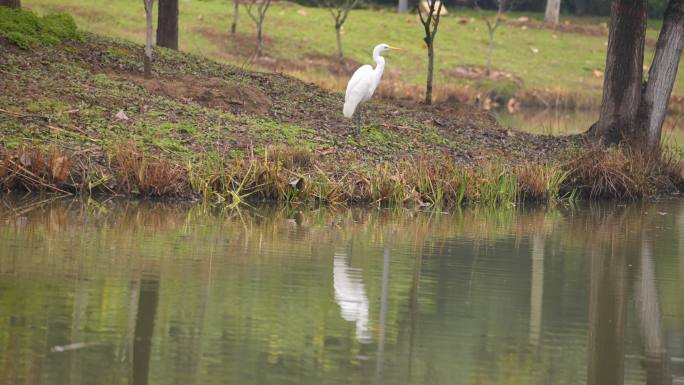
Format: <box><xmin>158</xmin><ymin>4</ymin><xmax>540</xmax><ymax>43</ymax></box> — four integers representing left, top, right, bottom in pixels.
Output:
<box><xmin>0</xmin><ymin>33</ymin><xmax>682</xmax><ymax>205</ymax></box>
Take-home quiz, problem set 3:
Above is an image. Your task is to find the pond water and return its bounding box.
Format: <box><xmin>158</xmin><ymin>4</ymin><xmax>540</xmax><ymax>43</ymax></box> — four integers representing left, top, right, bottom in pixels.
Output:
<box><xmin>1</xmin><ymin>198</ymin><xmax>684</xmax><ymax>385</ymax></box>
<box><xmin>497</xmin><ymin>109</ymin><xmax>684</xmax><ymax>149</ymax></box>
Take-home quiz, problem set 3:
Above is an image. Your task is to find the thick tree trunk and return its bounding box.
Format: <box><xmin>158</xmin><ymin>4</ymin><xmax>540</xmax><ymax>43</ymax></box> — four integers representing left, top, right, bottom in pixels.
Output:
<box><xmin>335</xmin><ymin>24</ymin><xmax>344</xmax><ymax>61</ymax></box>
<box><xmin>544</xmin><ymin>0</ymin><xmax>561</xmax><ymax>25</ymax></box>
<box><xmin>144</xmin><ymin>0</ymin><xmax>154</xmax><ymax>78</ymax></box>
<box><xmin>592</xmin><ymin>0</ymin><xmax>647</xmax><ymax>144</ymax></box>
<box><xmin>156</xmin><ymin>0</ymin><xmax>178</xmax><ymax>50</ymax></box>
<box><xmin>0</xmin><ymin>0</ymin><xmax>20</xmax><ymax>8</ymax></box>
<box><xmin>639</xmin><ymin>0</ymin><xmax>684</xmax><ymax>149</ymax></box>
<box><xmin>231</xmin><ymin>0</ymin><xmax>239</xmax><ymax>34</ymax></box>
<box><xmin>426</xmin><ymin>40</ymin><xmax>434</xmax><ymax>105</ymax></box>
<box><xmin>398</xmin><ymin>0</ymin><xmax>408</xmax><ymax>13</ymax></box>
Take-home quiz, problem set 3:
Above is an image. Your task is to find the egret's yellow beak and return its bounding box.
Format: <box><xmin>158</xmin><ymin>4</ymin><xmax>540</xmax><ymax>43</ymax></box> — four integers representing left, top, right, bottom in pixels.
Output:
<box><xmin>388</xmin><ymin>46</ymin><xmax>403</xmax><ymax>51</ymax></box>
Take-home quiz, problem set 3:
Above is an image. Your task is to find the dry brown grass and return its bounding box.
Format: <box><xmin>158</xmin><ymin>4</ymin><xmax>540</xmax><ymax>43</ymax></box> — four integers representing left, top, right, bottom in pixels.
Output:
<box><xmin>266</xmin><ymin>145</ymin><xmax>315</xmax><ymax>170</ymax></box>
<box><xmin>111</xmin><ymin>142</ymin><xmax>188</xmax><ymax>197</ymax></box>
<box><xmin>566</xmin><ymin>146</ymin><xmax>683</xmax><ymax>199</ymax></box>
<box><xmin>0</xmin><ymin>146</ymin><xmax>73</xmax><ymax>194</ymax></box>
<box><xmin>1</xmin><ymin>141</ymin><xmax>682</xmax><ymax>205</ymax></box>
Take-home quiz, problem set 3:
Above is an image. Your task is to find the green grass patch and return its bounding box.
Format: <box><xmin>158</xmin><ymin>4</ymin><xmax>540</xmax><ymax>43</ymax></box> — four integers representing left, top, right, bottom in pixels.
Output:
<box><xmin>20</xmin><ymin>0</ymin><xmax>684</xmax><ymax>100</ymax></box>
<box><xmin>0</xmin><ymin>7</ymin><xmax>79</xmax><ymax>48</ymax></box>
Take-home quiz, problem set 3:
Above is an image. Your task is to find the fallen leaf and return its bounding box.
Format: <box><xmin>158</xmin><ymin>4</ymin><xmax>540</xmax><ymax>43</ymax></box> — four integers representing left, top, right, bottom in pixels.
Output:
<box><xmin>115</xmin><ymin>110</ymin><xmax>129</xmax><ymax>121</ymax></box>
<box><xmin>529</xmin><ymin>47</ymin><xmax>539</xmax><ymax>54</ymax></box>
<box><xmin>297</xmin><ymin>8</ymin><xmax>308</xmax><ymax>16</ymax></box>
<box><xmin>592</xmin><ymin>69</ymin><xmax>604</xmax><ymax>78</ymax></box>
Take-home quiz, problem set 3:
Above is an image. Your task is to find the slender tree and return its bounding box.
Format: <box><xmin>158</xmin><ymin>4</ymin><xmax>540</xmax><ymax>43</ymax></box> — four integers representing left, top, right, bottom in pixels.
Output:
<box><xmin>143</xmin><ymin>0</ymin><xmax>155</xmax><ymax>78</ymax></box>
<box><xmin>479</xmin><ymin>0</ymin><xmax>512</xmax><ymax>77</ymax></box>
<box><xmin>156</xmin><ymin>0</ymin><xmax>178</xmax><ymax>50</ymax></box>
<box><xmin>315</xmin><ymin>0</ymin><xmax>360</xmax><ymax>61</ymax></box>
<box><xmin>591</xmin><ymin>0</ymin><xmax>682</xmax><ymax>148</ymax></box>
<box><xmin>544</xmin><ymin>0</ymin><xmax>561</xmax><ymax>25</ymax></box>
<box><xmin>245</xmin><ymin>0</ymin><xmax>272</xmax><ymax>57</ymax></box>
<box><xmin>418</xmin><ymin>0</ymin><xmax>444</xmax><ymax>105</ymax></box>
<box><xmin>231</xmin><ymin>0</ymin><xmax>240</xmax><ymax>34</ymax></box>
<box><xmin>0</xmin><ymin>0</ymin><xmax>20</xmax><ymax>8</ymax></box>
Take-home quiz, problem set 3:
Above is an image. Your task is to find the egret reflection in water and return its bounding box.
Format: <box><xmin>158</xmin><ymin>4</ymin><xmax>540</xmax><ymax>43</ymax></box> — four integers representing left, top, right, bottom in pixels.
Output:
<box><xmin>333</xmin><ymin>248</ymin><xmax>372</xmax><ymax>344</ymax></box>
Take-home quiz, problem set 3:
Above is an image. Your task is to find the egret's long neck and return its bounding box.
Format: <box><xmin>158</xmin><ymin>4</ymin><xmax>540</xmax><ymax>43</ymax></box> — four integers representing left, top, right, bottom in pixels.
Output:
<box><xmin>372</xmin><ymin>48</ymin><xmax>385</xmax><ymax>78</ymax></box>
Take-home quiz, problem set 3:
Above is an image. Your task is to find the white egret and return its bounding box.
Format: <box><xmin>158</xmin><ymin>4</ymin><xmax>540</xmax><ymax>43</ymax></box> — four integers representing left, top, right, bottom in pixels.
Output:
<box><xmin>343</xmin><ymin>43</ymin><xmax>402</xmax><ymax>135</ymax></box>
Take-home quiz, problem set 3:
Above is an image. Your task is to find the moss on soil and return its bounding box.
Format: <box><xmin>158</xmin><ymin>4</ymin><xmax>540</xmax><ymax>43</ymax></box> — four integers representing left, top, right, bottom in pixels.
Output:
<box><xmin>0</xmin><ymin>7</ymin><xmax>79</xmax><ymax>48</ymax></box>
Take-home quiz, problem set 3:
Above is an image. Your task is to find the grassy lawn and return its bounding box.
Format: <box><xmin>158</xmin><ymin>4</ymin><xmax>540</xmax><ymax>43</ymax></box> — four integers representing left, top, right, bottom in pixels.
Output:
<box><xmin>22</xmin><ymin>0</ymin><xmax>683</xmax><ymax>104</ymax></box>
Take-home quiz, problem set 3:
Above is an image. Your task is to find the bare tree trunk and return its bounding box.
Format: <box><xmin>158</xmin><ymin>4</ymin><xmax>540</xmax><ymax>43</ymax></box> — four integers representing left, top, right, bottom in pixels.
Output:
<box><xmin>486</xmin><ymin>28</ymin><xmax>495</xmax><ymax>76</ymax></box>
<box><xmin>335</xmin><ymin>23</ymin><xmax>344</xmax><ymax>61</ymax></box>
<box><xmin>639</xmin><ymin>0</ymin><xmax>684</xmax><ymax>149</ymax></box>
<box><xmin>231</xmin><ymin>0</ymin><xmax>239</xmax><ymax>34</ymax></box>
<box><xmin>156</xmin><ymin>0</ymin><xmax>178</xmax><ymax>50</ymax></box>
<box><xmin>0</xmin><ymin>0</ymin><xmax>20</xmax><ymax>8</ymax></box>
<box><xmin>592</xmin><ymin>0</ymin><xmax>647</xmax><ymax>144</ymax></box>
<box><xmin>398</xmin><ymin>0</ymin><xmax>408</xmax><ymax>13</ymax></box>
<box><xmin>246</xmin><ymin>0</ymin><xmax>270</xmax><ymax>57</ymax></box>
<box><xmin>144</xmin><ymin>0</ymin><xmax>155</xmax><ymax>79</ymax></box>
<box><xmin>418</xmin><ymin>0</ymin><xmax>442</xmax><ymax>105</ymax></box>
<box><xmin>256</xmin><ymin>20</ymin><xmax>264</xmax><ymax>56</ymax></box>
<box><xmin>426</xmin><ymin>38</ymin><xmax>434</xmax><ymax>105</ymax></box>
<box><xmin>544</xmin><ymin>0</ymin><xmax>561</xmax><ymax>25</ymax></box>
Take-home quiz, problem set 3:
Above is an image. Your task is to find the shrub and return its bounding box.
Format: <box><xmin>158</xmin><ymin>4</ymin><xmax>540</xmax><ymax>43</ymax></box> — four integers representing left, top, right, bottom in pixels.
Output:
<box><xmin>0</xmin><ymin>7</ymin><xmax>80</xmax><ymax>49</ymax></box>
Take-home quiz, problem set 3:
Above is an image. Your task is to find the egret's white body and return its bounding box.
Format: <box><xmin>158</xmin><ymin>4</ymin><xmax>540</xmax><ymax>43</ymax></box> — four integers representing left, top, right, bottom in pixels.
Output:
<box><xmin>343</xmin><ymin>44</ymin><xmax>401</xmax><ymax>134</ymax></box>
<box><xmin>343</xmin><ymin>63</ymin><xmax>379</xmax><ymax>118</ymax></box>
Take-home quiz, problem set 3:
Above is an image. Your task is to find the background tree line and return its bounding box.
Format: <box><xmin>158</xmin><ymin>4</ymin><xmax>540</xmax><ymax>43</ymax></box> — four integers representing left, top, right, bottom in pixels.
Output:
<box><xmin>293</xmin><ymin>0</ymin><xmax>672</xmax><ymax>18</ymax></box>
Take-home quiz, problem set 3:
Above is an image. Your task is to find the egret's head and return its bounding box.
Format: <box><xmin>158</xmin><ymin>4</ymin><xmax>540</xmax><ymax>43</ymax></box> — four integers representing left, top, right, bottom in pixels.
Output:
<box><xmin>375</xmin><ymin>43</ymin><xmax>402</xmax><ymax>53</ymax></box>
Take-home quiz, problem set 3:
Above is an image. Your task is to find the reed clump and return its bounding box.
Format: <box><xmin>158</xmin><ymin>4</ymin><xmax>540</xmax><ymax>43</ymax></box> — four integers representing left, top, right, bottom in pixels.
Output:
<box><xmin>112</xmin><ymin>142</ymin><xmax>188</xmax><ymax>197</ymax></box>
<box><xmin>565</xmin><ymin>145</ymin><xmax>684</xmax><ymax>199</ymax></box>
<box><xmin>516</xmin><ymin>163</ymin><xmax>572</xmax><ymax>203</ymax></box>
<box><xmin>1</xmin><ymin>143</ymin><xmax>682</xmax><ymax>206</ymax></box>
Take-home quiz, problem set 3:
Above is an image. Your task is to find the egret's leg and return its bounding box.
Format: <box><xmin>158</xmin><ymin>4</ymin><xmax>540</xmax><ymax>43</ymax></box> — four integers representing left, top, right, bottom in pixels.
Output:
<box><xmin>355</xmin><ymin>104</ymin><xmax>362</xmax><ymax>136</ymax></box>
<box><xmin>352</xmin><ymin>106</ymin><xmax>360</xmax><ymax>136</ymax></box>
